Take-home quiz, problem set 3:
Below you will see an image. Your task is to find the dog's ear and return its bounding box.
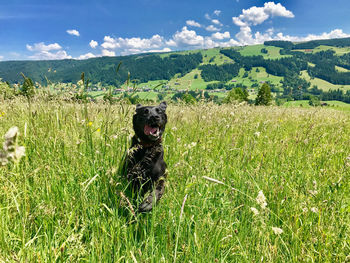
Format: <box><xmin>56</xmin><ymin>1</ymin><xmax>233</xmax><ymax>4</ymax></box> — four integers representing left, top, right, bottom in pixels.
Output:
<box><xmin>136</xmin><ymin>104</ymin><xmax>143</xmax><ymax>111</ymax></box>
<box><xmin>159</xmin><ymin>101</ymin><xmax>167</xmax><ymax>111</ymax></box>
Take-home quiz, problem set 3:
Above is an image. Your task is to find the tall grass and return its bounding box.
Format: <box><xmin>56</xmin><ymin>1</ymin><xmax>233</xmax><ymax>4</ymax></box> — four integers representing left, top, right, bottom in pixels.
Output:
<box><xmin>0</xmin><ymin>98</ymin><xmax>349</xmax><ymax>262</ymax></box>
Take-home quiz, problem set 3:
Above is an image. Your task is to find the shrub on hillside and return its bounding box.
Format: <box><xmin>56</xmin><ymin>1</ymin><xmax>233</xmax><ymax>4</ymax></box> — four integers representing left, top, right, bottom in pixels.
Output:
<box><xmin>255</xmin><ymin>83</ymin><xmax>272</xmax><ymax>105</ymax></box>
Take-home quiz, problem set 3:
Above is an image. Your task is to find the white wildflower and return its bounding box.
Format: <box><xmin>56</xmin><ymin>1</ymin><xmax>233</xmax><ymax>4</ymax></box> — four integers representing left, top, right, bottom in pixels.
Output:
<box><xmin>187</xmin><ymin>142</ymin><xmax>197</xmax><ymax>149</ymax></box>
<box><xmin>171</xmin><ymin>126</ymin><xmax>177</xmax><ymax>131</ymax></box>
<box><xmin>308</xmin><ymin>190</ymin><xmax>318</xmax><ymax>195</ymax></box>
<box><xmin>272</xmin><ymin>227</ymin><xmax>283</xmax><ymax>235</ymax></box>
<box><xmin>12</xmin><ymin>146</ymin><xmax>25</xmax><ymax>162</ymax></box>
<box><xmin>302</xmin><ymin>207</ymin><xmax>308</xmax><ymax>213</ymax></box>
<box><xmin>4</xmin><ymin>126</ymin><xmax>19</xmax><ymax>140</ymax></box>
<box><xmin>1</xmin><ymin>126</ymin><xmax>25</xmax><ymax>165</ymax></box>
<box><xmin>310</xmin><ymin>207</ymin><xmax>318</xmax><ymax>213</ymax></box>
<box><xmin>250</xmin><ymin>207</ymin><xmax>259</xmax><ymax>216</ymax></box>
<box><xmin>254</xmin><ymin>131</ymin><xmax>261</xmax><ymax>137</ymax></box>
<box><xmin>256</xmin><ymin>190</ymin><xmax>267</xmax><ymax>209</ymax></box>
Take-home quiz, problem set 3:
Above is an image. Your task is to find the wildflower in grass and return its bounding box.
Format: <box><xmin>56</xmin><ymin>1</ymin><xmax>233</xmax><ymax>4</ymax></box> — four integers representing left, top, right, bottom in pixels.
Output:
<box><xmin>254</xmin><ymin>131</ymin><xmax>261</xmax><ymax>137</ymax></box>
<box><xmin>256</xmin><ymin>190</ymin><xmax>267</xmax><ymax>209</ymax></box>
<box><xmin>250</xmin><ymin>207</ymin><xmax>260</xmax><ymax>216</ymax></box>
<box><xmin>1</xmin><ymin>126</ymin><xmax>25</xmax><ymax>165</ymax></box>
<box><xmin>272</xmin><ymin>227</ymin><xmax>283</xmax><ymax>235</ymax></box>
<box><xmin>96</xmin><ymin>128</ymin><xmax>101</xmax><ymax>132</ymax></box>
<box><xmin>88</xmin><ymin>121</ymin><xmax>93</xmax><ymax>127</ymax></box>
<box><xmin>310</xmin><ymin>207</ymin><xmax>318</xmax><ymax>213</ymax></box>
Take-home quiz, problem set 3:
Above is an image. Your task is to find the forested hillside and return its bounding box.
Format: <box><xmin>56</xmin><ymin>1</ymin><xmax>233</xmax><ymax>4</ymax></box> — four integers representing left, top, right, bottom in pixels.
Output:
<box><xmin>0</xmin><ymin>53</ymin><xmax>203</xmax><ymax>86</ymax></box>
<box><xmin>0</xmin><ymin>37</ymin><xmax>350</xmax><ymax>94</ymax></box>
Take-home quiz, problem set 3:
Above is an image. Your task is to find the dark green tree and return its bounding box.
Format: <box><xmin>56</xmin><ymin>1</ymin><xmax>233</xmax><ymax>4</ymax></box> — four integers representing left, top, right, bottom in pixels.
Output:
<box><xmin>19</xmin><ymin>73</ymin><xmax>35</xmax><ymax>99</ymax></box>
<box><xmin>309</xmin><ymin>95</ymin><xmax>321</xmax><ymax>106</ymax></box>
<box><xmin>255</xmin><ymin>83</ymin><xmax>272</xmax><ymax>105</ymax></box>
<box><xmin>223</xmin><ymin>87</ymin><xmax>248</xmax><ymax>103</ymax></box>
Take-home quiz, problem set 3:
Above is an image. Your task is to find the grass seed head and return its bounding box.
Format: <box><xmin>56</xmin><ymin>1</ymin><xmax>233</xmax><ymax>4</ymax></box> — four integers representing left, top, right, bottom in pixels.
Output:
<box><xmin>272</xmin><ymin>227</ymin><xmax>283</xmax><ymax>235</ymax></box>
<box><xmin>256</xmin><ymin>190</ymin><xmax>267</xmax><ymax>209</ymax></box>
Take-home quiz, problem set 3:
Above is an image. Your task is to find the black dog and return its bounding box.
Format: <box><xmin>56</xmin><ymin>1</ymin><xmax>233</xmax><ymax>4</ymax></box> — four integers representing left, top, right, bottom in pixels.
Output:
<box><xmin>126</xmin><ymin>101</ymin><xmax>167</xmax><ymax>212</ymax></box>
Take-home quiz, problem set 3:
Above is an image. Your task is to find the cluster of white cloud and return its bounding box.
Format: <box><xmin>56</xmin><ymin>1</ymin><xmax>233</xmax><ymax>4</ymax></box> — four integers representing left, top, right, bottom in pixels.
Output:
<box><xmin>26</xmin><ymin>42</ymin><xmax>72</xmax><ymax>60</ymax></box>
<box><xmin>66</xmin><ymin>29</ymin><xmax>80</xmax><ymax>37</ymax></box>
<box><xmin>89</xmin><ymin>40</ymin><xmax>98</xmax><ymax>49</ymax></box>
<box><xmin>233</xmin><ymin>2</ymin><xmax>294</xmax><ymax>27</ymax></box>
<box><xmin>23</xmin><ymin>3</ymin><xmax>350</xmax><ymax>60</ymax></box>
<box><xmin>275</xmin><ymin>29</ymin><xmax>350</xmax><ymax>42</ymax></box>
<box><xmin>232</xmin><ymin>2</ymin><xmax>295</xmax><ymax>45</ymax></box>
<box><xmin>186</xmin><ymin>20</ymin><xmax>201</xmax><ymax>28</ymax></box>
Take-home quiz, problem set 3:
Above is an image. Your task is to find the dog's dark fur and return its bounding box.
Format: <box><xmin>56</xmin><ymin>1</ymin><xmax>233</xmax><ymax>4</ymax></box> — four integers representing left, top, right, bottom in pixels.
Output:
<box><xmin>126</xmin><ymin>101</ymin><xmax>167</xmax><ymax>212</ymax></box>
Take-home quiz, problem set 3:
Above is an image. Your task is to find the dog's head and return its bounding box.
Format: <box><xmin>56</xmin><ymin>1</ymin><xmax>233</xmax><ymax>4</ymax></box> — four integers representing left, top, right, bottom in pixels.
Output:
<box><xmin>133</xmin><ymin>101</ymin><xmax>167</xmax><ymax>142</ymax></box>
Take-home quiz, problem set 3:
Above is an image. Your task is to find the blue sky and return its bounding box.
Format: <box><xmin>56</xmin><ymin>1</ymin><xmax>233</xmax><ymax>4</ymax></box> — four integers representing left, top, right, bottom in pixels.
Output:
<box><xmin>0</xmin><ymin>0</ymin><xmax>349</xmax><ymax>61</ymax></box>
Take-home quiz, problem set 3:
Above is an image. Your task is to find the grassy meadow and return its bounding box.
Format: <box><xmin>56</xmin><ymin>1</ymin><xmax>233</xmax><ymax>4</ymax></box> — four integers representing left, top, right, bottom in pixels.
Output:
<box><xmin>0</xmin><ymin>98</ymin><xmax>349</xmax><ymax>262</ymax></box>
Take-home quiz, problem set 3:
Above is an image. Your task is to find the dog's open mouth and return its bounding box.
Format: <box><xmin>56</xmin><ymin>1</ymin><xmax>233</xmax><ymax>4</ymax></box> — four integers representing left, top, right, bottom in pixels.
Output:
<box><xmin>144</xmin><ymin>125</ymin><xmax>160</xmax><ymax>138</ymax></box>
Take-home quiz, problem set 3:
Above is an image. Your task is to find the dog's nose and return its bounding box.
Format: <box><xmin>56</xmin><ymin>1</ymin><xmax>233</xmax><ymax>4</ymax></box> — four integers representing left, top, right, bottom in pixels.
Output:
<box><xmin>151</xmin><ymin>115</ymin><xmax>160</xmax><ymax>122</ymax></box>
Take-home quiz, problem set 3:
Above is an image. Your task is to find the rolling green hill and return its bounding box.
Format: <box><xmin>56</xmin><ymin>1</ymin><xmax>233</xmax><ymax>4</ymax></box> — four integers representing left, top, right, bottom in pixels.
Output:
<box><xmin>1</xmin><ymin>37</ymin><xmax>350</xmax><ymax>103</ymax></box>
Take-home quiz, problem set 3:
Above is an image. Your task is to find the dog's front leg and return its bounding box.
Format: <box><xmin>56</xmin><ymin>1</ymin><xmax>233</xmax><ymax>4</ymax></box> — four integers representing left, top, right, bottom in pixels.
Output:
<box><xmin>138</xmin><ymin>178</ymin><xmax>165</xmax><ymax>212</ymax></box>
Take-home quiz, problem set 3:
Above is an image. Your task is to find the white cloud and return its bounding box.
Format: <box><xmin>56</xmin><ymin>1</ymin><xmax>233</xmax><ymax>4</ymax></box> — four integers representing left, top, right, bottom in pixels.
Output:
<box><xmin>26</xmin><ymin>42</ymin><xmax>62</xmax><ymax>52</ymax></box>
<box><xmin>89</xmin><ymin>40</ymin><xmax>98</xmax><ymax>49</ymax></box>
<box><xmin>172</xmin><ymin>26</ymin><xmax>204</xmax><ymax>46</ymax></box>
<box><xmin>234</xmin><ymin>27</ymin><xmax>350</xmax><ymax>46</ymax></box>
<box><xmin>0</xmin><ymin>55</ymin><xmax>3</xmax><ymax>60</ymax></box>
<box><xmin>211</xmin><ymin>31</ymin><xmax>230</xmax><ymax>40</ymax></box>
<box><xmin>186</xmin><ymin>20</ymin><xmax>201</xmax><ymax>27</ymax></box>
<box><xmin>233</xmin><ymin>2</ymin><xmax>294</xmax><ymax>27</ymax></box>
<box><xmin>211</xmin><ymin>19</ymin><xmax>222</xmax><ymax>26</ymax></box>
<box><xmin>101</xmin><ymin>34</ymin><xmax>164</xmax><ymax>53</ymax></box>
<box><xmin>77</xmin><ymin>52</ymin><xmax>96</xmax><ymax>60</ymax></box>
<box><xmin>66</xmin><ymin>29</ymin><xmax>80</xmax><ymax>37</ymax></box>
<box><xmin>275</xmin><ymin>29</ymin><xmax>350</xmax><ymax>42</ymax></box>
<box><xmin>205</xmin><ymin>25</ymin><xmax>220</xmax><ymax>32</ymax></box>
<box><xmin>26</xmin><ymin>42</ymin><xmax>72</xmax><ymax>60</ymax></box>
<box><xmin>232</xmin><ymin>2</ymin><xmax>294</xmax><ymax>45</ymax></box>
<box><xmin>205</xmin><ymin>13</ymin><xmax>211</xmax><ymax>20</ymax></box>
<box><xmin>148</xmin><ymin>47</ymin><xmax>172</xmax><ymax>53</ymax></box>
<box><xmin>28</xmin><ymin>50</ymin><xmax>72</xmax><ymax>60</ymax></box>
<box><xmin>213</xmin><ymin>10</ymin><xmax>221</xmax><ymax>16</ymax></box>
<box><xmin>101</xmin><ymin>49</ymin><xmax>116</xmax><ymax>57</ymax></box>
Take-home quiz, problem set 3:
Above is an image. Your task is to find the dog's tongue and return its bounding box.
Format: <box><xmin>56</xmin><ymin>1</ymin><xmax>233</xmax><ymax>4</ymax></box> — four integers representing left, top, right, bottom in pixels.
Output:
<box><xmin>144</xmin><ymin>125</ymin><xmax>159</xmax><ymax>136</ymax></box>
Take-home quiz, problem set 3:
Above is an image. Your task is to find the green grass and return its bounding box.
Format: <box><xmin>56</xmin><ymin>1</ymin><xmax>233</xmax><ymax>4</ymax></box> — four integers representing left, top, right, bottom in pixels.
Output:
<box><xmin>159</xmin><ymin>47</ymin><xmax>233</xmax><ymax>65</ymax></box>
<box><xmin>0</xmin><ymin>99</ymin><xmax>349</xmax><ymax>262</ymax></box>
<box><xmin>226</xmin><ymin>67</ymin><xmax>283</xmax><ymax>89</ymax></box>
<box><xmin>283</xmin><ymin>100</ymin><xmax>350</xmax><ymax>111</ymax></box>
<box><xmin>300</xmin><ymin>70</ymin><xmax>350</xmax><ymax>91</ymax></box>
<box><xmin>293</xmin><ymin>45</ymin><xmax>350</xmax><ymax>55</ymax></box>
<box><xmin>335</xmin><ymin>65</ymin><xmax>350</xmax><ymax>72</ymax></box>
<box><xmin>237</xmin><ymin>45</ymin><xmax>291</xmax><ymax>59</ymax></box>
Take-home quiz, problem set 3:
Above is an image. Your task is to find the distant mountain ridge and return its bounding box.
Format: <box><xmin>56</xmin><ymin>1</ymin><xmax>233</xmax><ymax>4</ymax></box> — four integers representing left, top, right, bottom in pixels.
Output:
<box><xmin>0</xmin><ymin>37</ymin><xmax>350</xmax><ymax>88</ymax></box>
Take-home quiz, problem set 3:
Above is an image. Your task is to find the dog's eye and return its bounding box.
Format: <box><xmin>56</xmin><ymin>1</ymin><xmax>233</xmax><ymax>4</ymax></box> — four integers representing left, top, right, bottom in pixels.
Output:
<box><xmin>144</xmin><ymin>109</ymin><xmax>149</xmax><ymax>114</ymax></box>
<box><xmin>155</xmin><ymin>108</ymin><xmax>160</xmax><ymax>113</ymax></box>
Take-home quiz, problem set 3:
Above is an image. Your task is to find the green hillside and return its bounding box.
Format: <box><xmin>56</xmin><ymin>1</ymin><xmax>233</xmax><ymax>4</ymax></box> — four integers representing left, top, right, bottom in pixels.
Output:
<box><xmin>1</xmin><ymin>37</ymin><xmax>350</xmax><ymax>104</ymax></box>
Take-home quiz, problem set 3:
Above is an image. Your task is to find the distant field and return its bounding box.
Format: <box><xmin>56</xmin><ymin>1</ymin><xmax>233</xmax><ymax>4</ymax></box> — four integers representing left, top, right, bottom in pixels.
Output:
<box><xmin>335</xmin><ymin>65</ymin><xmax>350</xmax><ymax>72</ymax></box>
<box><xmin>300</xmin><ymin>70</ymin><xmax>350</xmax><ymax>91</ymax></box>
<box><xmin>237</xmin><ymin>44</ymin><xmax>292</xmax><ymax>59</ymax></box>
<box><xmin>225</xmin><ymin>67</ymin><xmax>283</xmax><ymax>89</ymax></box>
<box><xmin>292</xmin><ymin>45</ymin><xmax>350</xmax><ymax>55</ymax></box>
<box><xmin>283</xmin><ymin>100</ymin><xmax>350</xmax><ymax>111</ymax></box>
